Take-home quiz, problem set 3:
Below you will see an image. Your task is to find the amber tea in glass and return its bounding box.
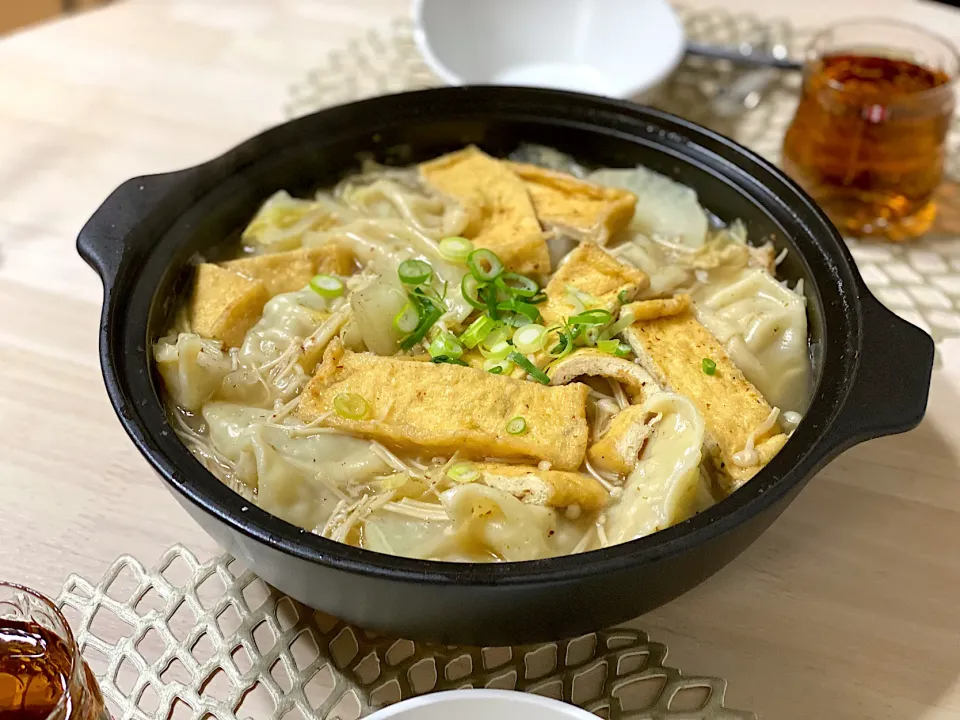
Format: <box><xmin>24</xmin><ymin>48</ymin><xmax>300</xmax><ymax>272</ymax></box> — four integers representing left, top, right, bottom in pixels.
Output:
<box><xmin>0</xmin><ymin>584</ymin><xmax>108</xmax><ymax>720</ymax></box>
<box><xmin>782</xmin><ymin>20</ymin><xmax>958</xmax><ymax>240</ymax></box>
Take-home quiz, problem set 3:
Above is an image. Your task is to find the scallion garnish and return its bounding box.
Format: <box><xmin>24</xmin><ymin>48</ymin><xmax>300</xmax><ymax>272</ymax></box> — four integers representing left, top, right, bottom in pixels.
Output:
<box><xmin>568</xmin><ymin>309</ymin><xmax>613</xmax><ymax>326</ymax></box>
<box><xmin>461</xmin><ymin>273</ymin><xmax>486</xmax><ymax>310</ymax></box>
<box><xmin>483</xmin><ymin>357</ymin><xmax>512</xmax><ymax>374</ymax></box>
<box><xmin>309</xmin><ymin>274</ymin><xmax>344</xmax><ymax>298</ymax></box>
<box><xmin>467</xmin><ymin>248</ymin><xmax>504</xmax><ymax>281</ymax></box>
<box><xmin>617</xmin><ymin>289</ymin><xmax>630</xmax><ymax>304</ymax></box>
<box><xmin>497</xmin><ymin>299</ymin><xmax>540</xmax><ymax>327</ymax></box>
<box><xmin>512</xmin><ymin>324</ymin><xmax>547</xmax><ymax>354</ymax></box>
<box><xmin>439</xmin><ymin>236</ymin><xmax>474</xmax><ymax>263</ymax></box>
<box><xmin>393</xmin><ymin>303</ymin><xmax>420</xmax><ymax>334</ymax></box>
<box><xmin>398</xmin><ymin>258</ymin><xmax>433</xmax><ymax>285</ymax></box>
<box><xmin>428</xmin><ymin>331</ymin><xmax>464</xmax><ymax>360</ymax></box>
<box><xmin>431</xmin><ymin>355</ymin><xmax>469</xmax><ymax>366</ymax></box>
<box><xmin>527</xmin><ymin>292</ymin><xmax>548</xmax><ymax>305</ymax></box>
<box><xmin>460</xmin><ymin>315</ymin><xmax>498</xmax><ymax>349</ymax></box>
<box><xmin>506</xmin><ymin>416</ymin><xmax>528</xmax><ymax>435</ymax></box>
<box><xmin>448</xmin><ymin>462</ymin><xmax>480</xmax><ymax>483</ymax></box>
<box><xmin>487</xmin><ymin>365</ymin><xmax>504</xmax><ymax>374</ymax></box>
<box><xmin>482</xmin><ymin>283</ymin><xmax>500</xmax><ymax>320</ymax></box>
<box><xmin>399</xmin><ymin>296</ymin><xmax>443</xmax><ymax>350</ymax></box>
<box><xmin>546</xmin><ymin>326</ymin><xmax>574</xmax><ymax>359</ymax></box>
<box><xmin>598</xmin><ymin>339</ymin><xmax>633</xmax><ymax>357</ymax></box>
<box><xmin>507</xmin><ymin>351</ymin><xmax>550</xmax><ymax>385</ymax></box>
<box><xmin>479</xmin><ymin>340</ymin><xmax>513</xmax><ymax>361</ymax></box>
<box><xmin>702</xmin><ymin>358</ymin><xmax>717</xmax><ymax>375</ymax></box>
<box><xmin>495</xmin><ymin>272</ymin><xmax>539</xmax><ymax>298</ymax></box>
<box><xmin>481</xmin><ymin>324</ymin><xmax>511</xmax><ymax>350</ymax></box>
<box><xmin>333</xmin><ymin>392</ymin><xmax>369</xmax><ymax>420</ymax></box>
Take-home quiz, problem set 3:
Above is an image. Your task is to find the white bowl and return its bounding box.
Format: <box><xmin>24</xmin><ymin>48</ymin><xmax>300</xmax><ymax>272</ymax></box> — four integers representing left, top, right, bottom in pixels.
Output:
<box><xmin>411</xmin><ymin>0</ymin><xmax>686</xmax><ymax>99</ymax></box>
<box><xmin>366</xmin><ymin>690</ymin><xmax>599</xmax><ymax>720</ymax></box>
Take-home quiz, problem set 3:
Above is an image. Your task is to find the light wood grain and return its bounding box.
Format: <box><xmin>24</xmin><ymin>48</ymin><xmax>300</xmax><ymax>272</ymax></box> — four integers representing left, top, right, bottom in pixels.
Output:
<box><xmin>1</xmin><ymin>1</ymin><xmax>959</xmax><ymax>719</ymax></box>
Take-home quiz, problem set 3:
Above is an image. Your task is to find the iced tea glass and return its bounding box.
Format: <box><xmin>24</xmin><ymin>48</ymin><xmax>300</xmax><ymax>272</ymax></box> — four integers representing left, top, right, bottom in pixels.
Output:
<box><xmin>782</xmin><ymin>20</ymin><xmax>958</xmax><ymax>240</ymax></box>
<box><xmin>0</xmin><ymin>583</ymin><xmax>108</xmax><ymax>720</ymax></box>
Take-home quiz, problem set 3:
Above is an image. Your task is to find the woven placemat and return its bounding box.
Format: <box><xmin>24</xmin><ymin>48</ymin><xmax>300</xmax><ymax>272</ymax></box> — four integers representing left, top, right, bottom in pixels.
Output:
<box><xmin>56</xmin><ymin>546</ymin><xmax>755</xmax><ymax>720</ymax></box>
<box><xmin>286</xmin><ymin>5</ymin><xmax>960</xmax><ymax>357</ymax></box>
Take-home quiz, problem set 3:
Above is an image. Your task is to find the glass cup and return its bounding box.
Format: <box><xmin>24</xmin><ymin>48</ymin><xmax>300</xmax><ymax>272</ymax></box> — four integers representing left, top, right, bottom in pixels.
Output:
<box><xmin>0</xmin><ymin>583</ymin><xmax>109</xmax><ymax>720</ymax></box>
<box><xmin>782</xmin><ymin>19</ymin><xmax>959</xmax><ymax>241</ymax></box>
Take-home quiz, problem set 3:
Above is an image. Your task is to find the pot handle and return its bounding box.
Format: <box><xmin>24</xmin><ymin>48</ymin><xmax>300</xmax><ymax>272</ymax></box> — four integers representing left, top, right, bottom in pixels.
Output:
<box><xmin>77</xmin><ymin>169</ymin><xmax>193</xmax><ymax>290</ymax></box>
<box><xmin>829</xmin><ymin>292</ymin><xmax>934</xmax><ymax>451</ymax></box>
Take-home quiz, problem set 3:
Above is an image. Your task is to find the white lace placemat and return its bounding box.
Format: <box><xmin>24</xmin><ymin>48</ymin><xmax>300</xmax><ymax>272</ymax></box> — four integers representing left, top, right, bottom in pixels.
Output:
<box><xmin>286</xmin><ymin>6</ymin><xmax>960</xmax><ymax>359</ymax></box>
<box><xmin>56</xmin><ymin>545</ymin><xmax>755</xmax><ymax>720</ymax></box>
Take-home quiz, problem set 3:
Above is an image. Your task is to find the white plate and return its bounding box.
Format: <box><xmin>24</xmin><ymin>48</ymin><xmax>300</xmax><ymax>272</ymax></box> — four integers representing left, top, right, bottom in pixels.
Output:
<box><xmin>411</xmin><ymin>0</ymin><xmax>686</xmax><ymax>98</ymax></box>
<box><xmin>367</xmin><ymin>690</ymin><xmax>599</xmax><ymax>720</ymax></box>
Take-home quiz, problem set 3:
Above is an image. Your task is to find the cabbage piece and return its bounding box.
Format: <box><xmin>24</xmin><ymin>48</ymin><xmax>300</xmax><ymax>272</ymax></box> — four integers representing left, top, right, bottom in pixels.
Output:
<box><xmin>154</xmin><ymin>333</ymin><xmax>232</xmax><ymax>411</ymax></box>
<box><xmin>242</xmin><ymin>191</ymin><xmax>354</xmax><ymax>252</ymax></box>
<box><xmin>605</xmin><ymin>393</ymin><xmax>705</xmax><ymax>544</ymax></box>
<box><xmin>692</xmin><ymin>267</ymin><xmax>810</xmax><ymax>413</ymax></box>
<box><xmin>335</xmin><ymin>176</ymin><xmax>469</xmax><ymax>239</ymax></box>
<box><xmin>349</xmin><ymin>276</ymin><xmax>408</xmax><ymax>356</ymax></box>
<box><xmin>590</xmin><ymin>166</ymin><xmax>708</xmax><ymax>247</ymax></box>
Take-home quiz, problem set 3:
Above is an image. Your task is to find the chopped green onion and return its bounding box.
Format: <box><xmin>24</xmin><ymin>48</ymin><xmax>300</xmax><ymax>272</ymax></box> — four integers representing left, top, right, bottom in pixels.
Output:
<box><xmin>702</xmin><ymin>358</ymin><xmax>717</xmax><ymax>375</ymax></box>
<box><xmin>497</xmin><ymin>299</ymin><xmax>540</xmax><ymax>327</ymax></box>
<box><xmin>565</xmin><ymin>285</ymin><xmax>599</xmax><ymax>313</ymax></box>
<box><xmin>598</xmin><ymin>339</ymin><xmax>633</xmax><ymax>357</ymax></box>
<box><xmin>483</xmin><ymin>357</ymin><xmax>512</xmax><ymax>374</ymax></box>
<box><xmin>431</xmin><ymin>355</ymin><xmax>468</xmax><ymax>366</ymax></box>
<box><xmin>429</xmin><ymin>331</ymin><xmax>464</xmax><ymax>360</ymax></box>
<box><xmin>600</xmin><ymin>308</ymin><xmax>636</xmax><ymax>340</ymax></box>
<box><xmin>447</xmin><ymin>462</ymin><xmax>480</xmax><ymax>483</ymax></box>
<box><xmin>393</xmin><ymin>303</ymin><xmax>419</xmax><ymax>334</ymax></box>
<box><xmin>508</xmin><ymin>351</ymin><xmax>550</xmax><ymax>385</ymax></box>
<box><xmin>398</xmin><ymin>258</ymin><xmax>433</xmax><ymax>285</ymax></box>
<box><xmin>506</xmin><ymin>417</ymin><xmax>528</xmax><ymax>435</ymax></box>
<box><xmin>513</xmin><ymin>324</ymin><xmax>547</xmax><ymax>354</ymax></box>
<box><xmin>546</xmin><ymin>327</ymin><xmax>574</xmax><ymax>359</ymax></box>
<box><xmin>399</xmin><ymin>298</ymin><xmax>443</xmax><ymax>350</ymax></box>
<box><xmin>460</xmin><ymin>315</ymin><xmax>498</xmax><ymax>349</ymax></box>
<box><xmin>479</xmin><ymin>340</ymin><xmax>513</xmax><ymax>361</ymax></box>
<box><xmin>481</xmin><ymin>324</ymin><xmax>512</xmax><ymax>350</ymax></box>
<box><xmin>461</xmin><ymin>274</ymin><xmax>486</xmax><ymax>310</ymax></box>
<box><xmin>528</xmin><ymin>292</ymin><xmax>548</xmax><ymax>305</ymax></box>
<box><xmin>495</xmin><ymin>272</ymin><xmax>539</xmax><ymax>298</ymax></box>
<box><xmin>482</xmin><ymin>283</ymin><xmax>500</xmax><ymax>320</ymax></box>
<box><xmin>617</xmin><ymin>289</ymin><xmax>630</xmax><ymax>304</ymax></box>
<box><xmin>309</xmin><ymin>274</ymin><xmax>344</xmax><ymax>298</ymax></box>
<box><xmin>334</xmin><ymin>392</ymin><xmax>369</xmax><ymax>420</ymax></box>
<box><xmin>583</xmin><ymin>325</ymin><xmax>603</xmax><ymax>347</ymax></box>
<box><xmin>438</xmin><ymin>236</ymin><xmax>474</xmax><ymax>263</ymax></box>
<box><xmin>467</xmin><ymin>248</ymin><xmax>504</xmax><ymax>281</ymax></box>
<box><xmin>569</xmin><ymin>309</ymin><xmax>613</xmax><ymax>326</ymax></box>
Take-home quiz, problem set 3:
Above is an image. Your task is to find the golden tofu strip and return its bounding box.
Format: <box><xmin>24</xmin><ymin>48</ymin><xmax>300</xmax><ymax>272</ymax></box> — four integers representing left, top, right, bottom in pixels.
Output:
<box><xmin>547</xmin><ymin>349</ymin><xmax>660</xmax><ymax>403</ymax></box>
<box><xmin>299</xmin><ymin>345</ymin><xmax>589</xmax><ymax>470</ymax></box>
<box><xmin>506</xmin><ymin>161</ymin><xmax>637</xmax><ymax>245</ymax></box>
<box><xmin>472</xmin><ymin>463</ymin><xmax>608</xmax><ymax>511</ymax></box>
<box><xmin>587</xmin><ymin>405</ymin><xmax>652</xmax><ymax>476</ymax></box>
<box><xmin>420</xmin><ymin>147</ymin><xmax>551</xmax><ymax>275</ymax></box>
<box><xmin>188</xmin><ymin>264</ymin><xmax>269</xmax><ymax>348</ymax></box>
<box><xmin>623</xmin><ymin>310</ymin><xmax>788</xmax><ymax>492</ymax></box>
<box><xmin>223</xmin><ymin>245</ymin><xmax>355</xmax><ymax>296</ymax></box>
<box><xmin>540</xmin><ymin>243</ymin><xmax>649</xmax><ymax>326</ymax></box>
<box><xmin>621</xmin><ymin>294</ymin><xmax>692</xmax><ymax>322</ymax></box>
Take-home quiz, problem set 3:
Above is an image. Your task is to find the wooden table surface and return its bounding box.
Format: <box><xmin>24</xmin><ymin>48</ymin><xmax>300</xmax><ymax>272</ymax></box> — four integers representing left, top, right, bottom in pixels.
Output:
<box><xmin>3</xmin><ymin>1</ymin><xmax>960</xmax><ymax>718</ymax></box>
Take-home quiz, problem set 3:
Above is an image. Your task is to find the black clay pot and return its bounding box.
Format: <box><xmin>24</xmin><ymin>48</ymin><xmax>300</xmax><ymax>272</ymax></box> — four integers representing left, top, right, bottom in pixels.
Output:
<box><xmin>78</xmin><ymin>87</ymin><xmax>933</xmax><ymax>645</ymax></box>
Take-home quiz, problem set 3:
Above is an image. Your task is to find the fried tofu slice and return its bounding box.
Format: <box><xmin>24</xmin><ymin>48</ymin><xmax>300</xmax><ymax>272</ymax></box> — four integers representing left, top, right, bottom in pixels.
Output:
<box><xmin>223</xmin><ymin>245</ymin><xmax>355</xmax><ymax>296</ymax></box>
<box><xmin>472</xmin><ymin>462</ymin><xmax>608</xmax><ymax>511</ymax></box>
<box><xmin>587</xmin><ymin>405</ymin><xmax>652</xmax><ymax>476</ymax></box>
<box><xmin>188</xmin><ymin>264</ymin><xmax>270</xmax><ymax>348</ymax></box>
<box><xmin>507</xmin><ymin>162</ymin><xmax>637</xmax><ymax>245</ymax></box>
<box><xmin>420</xmin><ymin>147</ymin><xmax>550</xmax><ymax>275</ymax></box>
<box><xmin>623</xmin><ymin>310</ymin><xmax>788</xmax><ymax>492</ymax></box>
<box><xmin>622</xmin><ymin>294</ymin><xmax>691</xmax><ymax>322</ymax></box>
<box><xmin>540</xmin><ymin>243</ymin><xmax>649</xmax><ymax>326</ymax></box>
<box><xmin>548</xmin><ymin>349</ymin><xmax>659</xmax><ymax>403</ymax></box>
<box><xmin>299</xmin><ymin>345</ymin><xmax>589</xmax><ymax>470</ymax></box>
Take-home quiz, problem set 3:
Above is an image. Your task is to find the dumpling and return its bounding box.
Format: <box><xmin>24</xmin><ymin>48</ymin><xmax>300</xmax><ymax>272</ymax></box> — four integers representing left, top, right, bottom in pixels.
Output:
<box><xmin>440</xmin><ymin>484</ymin><xmax>559</xmax><ymax>561</ymax></box>
<box><xmin>589</xmin><ymin>166</ymin><xmax>709</xmax><ymax>247</ymax></box>
<box><xmin>154</xmin><ymin>333</ymin><xmax>232</xmax><ymax>412</ymax></box>
<box><xmin>202</xmin><ymin>402</ymin><xmax>390</xmax><ymax>531</ymax></box>
<box><xmin>692</xmin><ymin>267</ymin><xmax>810</xmax><ymax>413</ymax></box>
<box><xmin>242</xmin><ymin>190</ymin><xmax>351</xmax><ymax>252</ymax></box>
<box><xmin>604</xmin><ymin>393</ymin><xmax>705</xmax><ymax>544</ymax></box>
